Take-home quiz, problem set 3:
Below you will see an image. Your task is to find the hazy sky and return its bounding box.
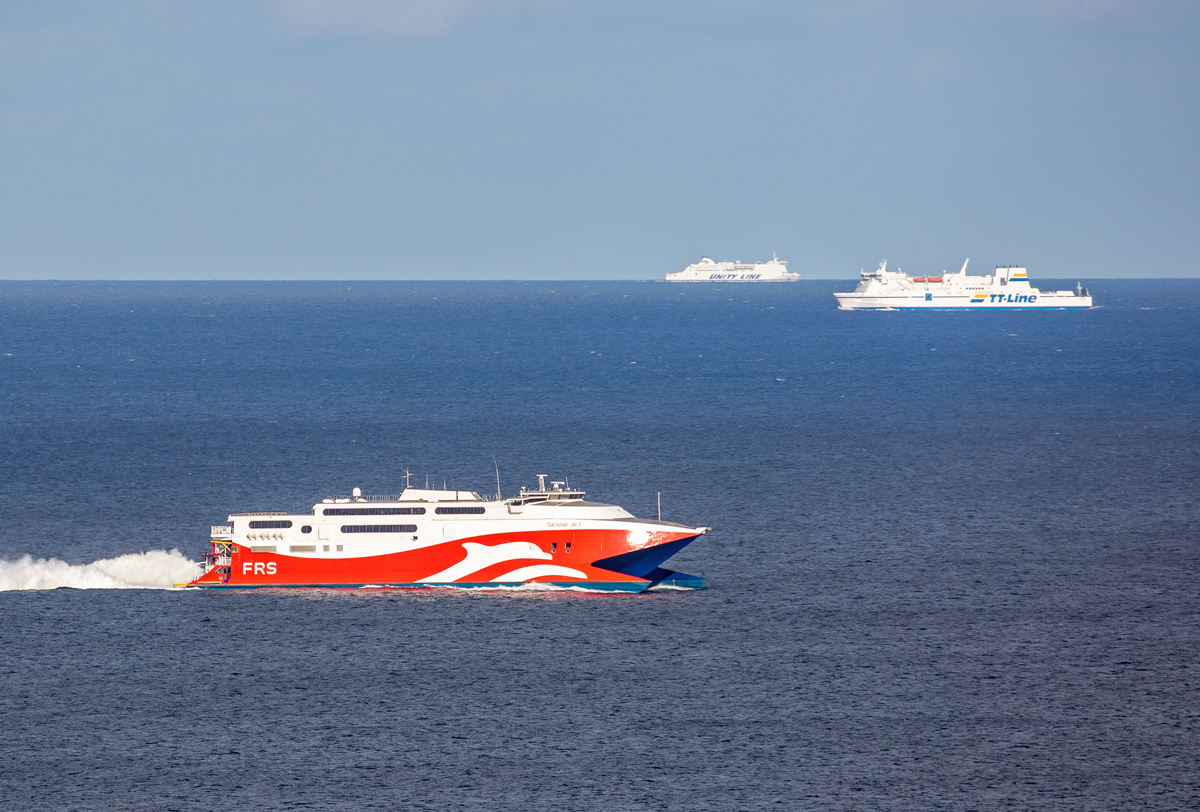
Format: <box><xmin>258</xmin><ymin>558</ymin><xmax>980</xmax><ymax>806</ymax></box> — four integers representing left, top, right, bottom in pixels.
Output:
<box><xmin>2</xmin><ymin>1</ymin><xmax>1197</xmax><ymax>279</ymax></box>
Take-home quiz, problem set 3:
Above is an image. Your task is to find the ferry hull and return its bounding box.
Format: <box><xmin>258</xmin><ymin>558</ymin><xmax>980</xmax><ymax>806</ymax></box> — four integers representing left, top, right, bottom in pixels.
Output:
<box><xmin>669</xmin><ymin>277</ymin><xmax>797</xmax><ymax>283</ymax></box>
<box><xmin>834</xmin><ymin>294</ymin><xmax>1093</xmax><ymax>310</ymax></box>
<box><xmin>186</xmin><ymin>527</ymin><xmax>705</xmax><ymax>592</ymax></box>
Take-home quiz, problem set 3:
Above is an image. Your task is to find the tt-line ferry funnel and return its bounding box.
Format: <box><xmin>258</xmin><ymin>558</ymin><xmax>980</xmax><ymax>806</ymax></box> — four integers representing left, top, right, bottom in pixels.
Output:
<box><xmin>184</xmin><ymin>475</ymin><xmax>708</xmax><ymax>592</ymax></box>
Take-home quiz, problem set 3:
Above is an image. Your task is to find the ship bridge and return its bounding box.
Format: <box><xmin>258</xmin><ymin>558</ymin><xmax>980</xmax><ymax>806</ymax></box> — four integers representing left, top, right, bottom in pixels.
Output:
<box><xmin>507</xmin><ymin>474</ymin><xmax>585</xmax><ymax>506</ymax></box>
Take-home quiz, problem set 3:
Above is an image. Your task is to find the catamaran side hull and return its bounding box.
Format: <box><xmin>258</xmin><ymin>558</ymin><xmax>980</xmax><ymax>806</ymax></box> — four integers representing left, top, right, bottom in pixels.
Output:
<box><xmin>192</xmin><ymin>581</ymin><xmax>654</xmax><ymax>592</ymax></box>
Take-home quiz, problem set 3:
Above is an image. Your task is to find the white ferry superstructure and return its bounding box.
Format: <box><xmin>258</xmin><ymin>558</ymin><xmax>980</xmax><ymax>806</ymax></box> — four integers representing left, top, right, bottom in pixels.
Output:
<box><xmin>833</xmin><ymin>260</ymin><xmax>1092</xmax><ymax>310</ymax></box>
<box><xmin>667</xmin><ymin>255</ymin><xmax>798</xmax><ymax>282</ymax></box>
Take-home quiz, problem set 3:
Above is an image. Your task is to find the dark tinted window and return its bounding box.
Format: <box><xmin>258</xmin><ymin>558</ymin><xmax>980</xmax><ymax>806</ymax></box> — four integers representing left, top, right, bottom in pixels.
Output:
<box><xmin>340</xmin><ymin>525</ymin><xmax>418</xmax><ymax>533</ymax></box>
<box><xmin>249</xmin><ymin>520</ymin><xmax>293</xmax><ymax>529</ymax></box>
<box><xmin>300</xmin><ymin>525</ymin><xmax>312</xmax><ymax>534</ymax></box>
<box><xmin>323</xmin><ymin>507</ymin><xmax>426</xmax><ymax>516</ymax></box>
<box><xmin>435</xmin><ymin>507</ymin><xmax>486</xmax><ymax>515</ymax></box>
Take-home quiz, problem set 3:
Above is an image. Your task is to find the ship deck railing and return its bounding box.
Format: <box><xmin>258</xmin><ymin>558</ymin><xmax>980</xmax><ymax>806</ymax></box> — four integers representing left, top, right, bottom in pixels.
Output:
<box><xmin>323</xmin><ymin>493</ymin><xmax>504</xmax><ymax>503</ymax></box>
<box><xmin>325</xmin><ymin>494</ymin><xmax>403</xmax><ymax>503</ymax></box>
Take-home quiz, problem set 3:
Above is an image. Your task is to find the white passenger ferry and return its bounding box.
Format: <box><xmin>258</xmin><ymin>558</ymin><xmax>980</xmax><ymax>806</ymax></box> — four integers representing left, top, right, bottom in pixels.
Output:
<box><xmin>833</xmin><ymin>260</ymin><xmax>1092</xmax><ymax>310</ymax></box>
<box><xmin>667</xmin><ymin>255</ymin><xmax>798</xmax><ymax>282</ymax></box>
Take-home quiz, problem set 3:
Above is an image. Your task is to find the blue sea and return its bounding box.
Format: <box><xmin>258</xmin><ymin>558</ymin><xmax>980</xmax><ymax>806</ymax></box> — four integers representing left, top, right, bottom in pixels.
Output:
<box><xmin>1</xmin><ymin>280</ymin><xmax>1198</xmax><ymax>810</ymax></box>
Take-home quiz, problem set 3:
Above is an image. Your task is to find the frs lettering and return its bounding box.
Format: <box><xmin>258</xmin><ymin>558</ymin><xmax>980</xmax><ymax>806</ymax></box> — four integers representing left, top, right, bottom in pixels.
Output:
<box><xmin>242</xmin><ymin>561</ymin><xmax>277</xmax><ymax>575</ymax></box>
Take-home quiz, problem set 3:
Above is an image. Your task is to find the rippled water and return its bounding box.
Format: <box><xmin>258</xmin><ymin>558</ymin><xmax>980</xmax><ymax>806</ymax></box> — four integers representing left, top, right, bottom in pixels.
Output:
<box><xmin>1</xmin><ymin>280</ymin><xmax>1198</xmax><ymax>810</ymax></box>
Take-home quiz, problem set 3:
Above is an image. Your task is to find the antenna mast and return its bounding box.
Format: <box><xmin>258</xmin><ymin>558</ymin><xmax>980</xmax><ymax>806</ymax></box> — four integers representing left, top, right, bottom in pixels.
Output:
<box><xmin>493</xmin><ymin>456</ymin><xmax>501</xmax><ymax>500</ymax></box>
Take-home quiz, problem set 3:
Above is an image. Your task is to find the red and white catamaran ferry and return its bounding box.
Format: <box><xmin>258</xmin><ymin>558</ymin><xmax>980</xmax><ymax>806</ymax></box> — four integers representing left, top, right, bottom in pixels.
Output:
<box><xmin>185</xmin><ymin>475</ymin><xmax>708</xmax><ymax>592</ymax></box>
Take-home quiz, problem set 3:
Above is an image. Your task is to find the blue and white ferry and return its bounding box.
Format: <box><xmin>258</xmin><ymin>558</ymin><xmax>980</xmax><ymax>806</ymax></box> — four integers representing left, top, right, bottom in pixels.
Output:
<box><xmin>833</xmin><ymin>260</ymin><xmax>1092</xmax><ymax>310</ymax></box>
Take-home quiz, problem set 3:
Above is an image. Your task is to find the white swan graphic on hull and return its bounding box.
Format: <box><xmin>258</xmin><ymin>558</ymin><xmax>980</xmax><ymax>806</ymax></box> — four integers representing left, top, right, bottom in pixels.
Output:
<box><xmin>421</xmin><ymin>541</ymin><xmax>576</xmax><ymax>583</ymax></box>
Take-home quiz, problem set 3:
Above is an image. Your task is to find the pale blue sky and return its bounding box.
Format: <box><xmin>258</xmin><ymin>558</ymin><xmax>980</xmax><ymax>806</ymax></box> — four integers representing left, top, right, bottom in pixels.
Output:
<box><xmin>2</xmin><ymin>1</ymin><xmax>1197</xmax><ymax>279</ymax></box>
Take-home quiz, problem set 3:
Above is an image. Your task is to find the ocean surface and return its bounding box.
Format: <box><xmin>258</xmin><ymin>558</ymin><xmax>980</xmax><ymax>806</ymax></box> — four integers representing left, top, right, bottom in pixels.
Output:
<box><xmin>1</xmin><ymin>279</ymin><xmax>1198</xmax><ymax>811</ymax></box>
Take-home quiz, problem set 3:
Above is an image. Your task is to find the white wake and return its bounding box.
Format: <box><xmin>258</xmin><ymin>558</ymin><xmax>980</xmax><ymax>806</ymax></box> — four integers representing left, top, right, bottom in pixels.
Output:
<box><xmin>0</xmin><ymin>549</ymin><xmax>198</xmax><ymax>591</ymax></box>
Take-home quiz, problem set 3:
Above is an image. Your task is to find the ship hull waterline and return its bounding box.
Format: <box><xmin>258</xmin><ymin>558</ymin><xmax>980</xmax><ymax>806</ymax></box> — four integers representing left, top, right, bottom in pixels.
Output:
<box><xmin>833</xmin><ymin>296</ymin><xmax>1093</xmax><ymax>310</ymax></box>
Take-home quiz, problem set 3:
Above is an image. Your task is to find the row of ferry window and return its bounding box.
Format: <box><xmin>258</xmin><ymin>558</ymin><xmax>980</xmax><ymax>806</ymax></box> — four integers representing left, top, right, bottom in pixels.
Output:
<box><xmin>326</xmin><ymin>507</ymin><xmax>485</xmax><ymax>515</ymax></box>
<box><xmin>323</xmin><ymin>507</ymin><xmax>424</xmax><ymax>516</ymax></box>
<box><xmin>249</xmin><ymin>522</ymin><xmax>417</xmax><ymax>534</ymax></box>
<box><xmin>251</xmin><ymin>545</ymin><xmax>344</xmax><ymax>553</ymax></box>
<box><xmin>253</xmin><ymin>543</ymin><xmax>464</xmax><ymax>553</ymax></box>
<box><xmin>249</xmin><ymin>506</ymin><xmax>485</xmax><ymax>529</ymax></box>
<box><xmin>341</xmin><ymin>524</ymin><xmax>417</xmax><ymax>533</ymax></box>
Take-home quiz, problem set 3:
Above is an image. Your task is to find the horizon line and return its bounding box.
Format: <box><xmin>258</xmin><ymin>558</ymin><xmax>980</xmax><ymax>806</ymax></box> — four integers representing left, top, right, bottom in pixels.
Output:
<box><xmin>2</xmin><ymin>276</ymin><xmax>1198</xmax><ymax>283</ymax></box>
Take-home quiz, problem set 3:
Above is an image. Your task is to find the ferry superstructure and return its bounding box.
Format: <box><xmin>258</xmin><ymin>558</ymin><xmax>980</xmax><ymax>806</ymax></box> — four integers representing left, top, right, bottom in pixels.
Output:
<box><xmin>667</xmin><ymin>255</ymin><xmax>798</xmax><ymax>282</ymax></box>
<box><xmin>185</xmin><ymin>476</ymin><xmax>707</xmax><ymax>592</ymax></box>
<box><xmin>833</xmin><ymin>260</ymin><xmax>1092</xmax><ymax>310</ymax></box>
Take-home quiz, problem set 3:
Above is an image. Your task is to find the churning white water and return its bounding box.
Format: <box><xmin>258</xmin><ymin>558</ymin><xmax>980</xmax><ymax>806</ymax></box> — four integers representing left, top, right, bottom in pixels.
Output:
<box><xmin>0</xmin><ymin>549</ymin><xmax>198</xmax><ymax>591</ymax></box>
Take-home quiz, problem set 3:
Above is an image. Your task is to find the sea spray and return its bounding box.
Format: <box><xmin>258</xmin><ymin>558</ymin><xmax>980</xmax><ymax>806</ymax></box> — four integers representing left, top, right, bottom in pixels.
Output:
<box><xmin>0</xmin><ymin>549</ymin><xmax>198</xmax><ymax>591</ymax></box>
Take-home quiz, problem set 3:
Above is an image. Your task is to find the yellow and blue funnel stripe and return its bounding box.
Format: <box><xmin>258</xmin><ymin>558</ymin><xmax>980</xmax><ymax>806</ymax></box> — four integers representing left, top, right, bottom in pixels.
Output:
<box><xmin>970</xmin><ymin>293</ymin><xmax>987</xmax><ymax>303</ymax></box>
<box><xmin>1011</xmin><ymin>270</ymin><xmax>1028</xmax><ymax>279</ymax></box>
